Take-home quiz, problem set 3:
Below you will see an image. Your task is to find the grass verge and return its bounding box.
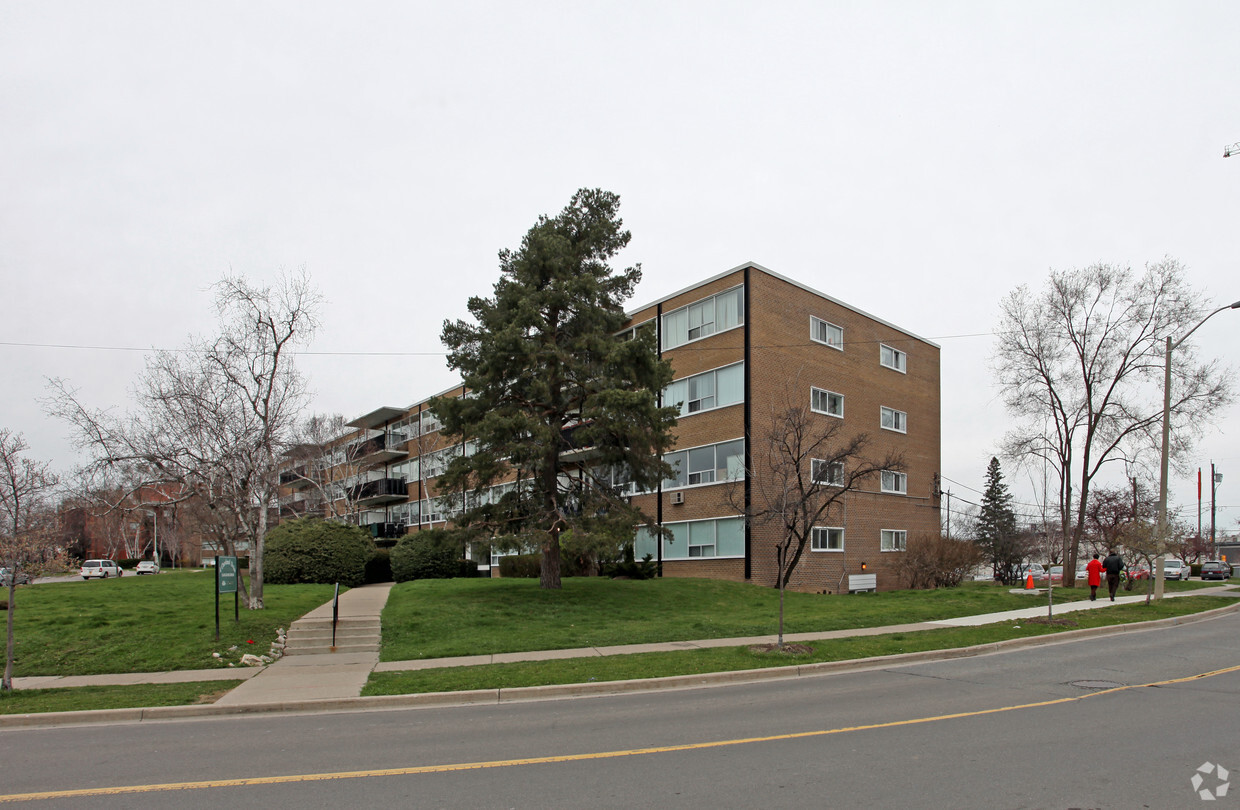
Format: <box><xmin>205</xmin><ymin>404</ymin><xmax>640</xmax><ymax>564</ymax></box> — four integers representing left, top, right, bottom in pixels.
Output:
<box><xmin>378</xmin><ymin>576</ymin><xmax>1216</xmax><ymax>661</ymax></box>
<box><xmin>363</xmin><ymin>595</ymin><xmax>1235</xmax><ymax>696</ymax></box>
<box><xmin>0</xmin><ymin>681</ymin><xmax>244</xmax><ymax>715</ymax></box>
<box><xmin>5</xmin><ymin>571</ymin><xmax>337</xmax><ymax>676</ymax></box>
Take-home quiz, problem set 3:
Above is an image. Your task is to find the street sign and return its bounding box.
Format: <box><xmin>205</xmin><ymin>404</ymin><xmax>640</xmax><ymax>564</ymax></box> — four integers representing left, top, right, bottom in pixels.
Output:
<box><xmin>217</xmin><ymin>556</ymin><xmax>238</xmax><ymax>594</ymax></box>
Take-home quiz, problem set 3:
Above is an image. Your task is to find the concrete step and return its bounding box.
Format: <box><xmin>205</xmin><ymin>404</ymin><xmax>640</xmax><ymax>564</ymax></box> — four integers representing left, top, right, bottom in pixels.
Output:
<box><xmin>284</xmin><ymin>642</ymin><xmax>380</xmax><ymax>655</ymax></box>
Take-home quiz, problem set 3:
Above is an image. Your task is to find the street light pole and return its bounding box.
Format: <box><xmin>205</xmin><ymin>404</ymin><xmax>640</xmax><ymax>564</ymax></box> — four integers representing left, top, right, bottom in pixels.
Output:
<box><xmin>1155</xmin><ymin>300</ymin><xmax>1240</xmax><ymax>599</ymax></box>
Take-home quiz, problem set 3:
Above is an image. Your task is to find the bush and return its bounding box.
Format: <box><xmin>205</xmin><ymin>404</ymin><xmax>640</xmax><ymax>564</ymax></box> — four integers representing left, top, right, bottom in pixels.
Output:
<box><xmin>894</xmin><ymin>533</ymin><xmax>985</xmax><ymax>590</ymax></box>
<box><xmin>602</xmin><ymin>554</ymin><xmax>657</xmax><ymax>580</ymax></box>
<box><xmin>263</xmin><ymin>517</ymin><xmax>376</xmax><ymax>587</ymax></box>
<box><xmin>391</xmin><ymin>529</ymin><xmax>473</xmax><ymax>582</ymax></box>
<box><xmin>364</xmin><ymin>548</ymin><xmax>392</xmax><ymax>584</ymax></box>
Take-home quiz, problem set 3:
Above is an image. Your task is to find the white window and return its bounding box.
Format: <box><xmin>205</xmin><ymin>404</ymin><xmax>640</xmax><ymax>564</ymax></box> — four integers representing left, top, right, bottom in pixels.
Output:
<box><xmin>810</xmin><ymin>316</ymin><xmax>843</xmax><ymax>350</ymax></box>
<box><xmin>664</xmin><ymin>363</ymin><xmax>744</xmax><ymax>417</ymax></box>
<box><xmin>881</xmin><ymin>529</ymin><xmax>907</xmax><ymax>551</ymax></box>
<box><xmin>880</xmin><ymin>406</ymin><xmax>907</xmax><ymax>433</ymax></box>
<box><xmin>661</xmin><ymin>287</ymin><xmax>745</xmax><ymax>350</ymax></box>
<box><xmin>635</xmin><ymin>517</ymin><xmax>746</xmax><ymax>561</ymax></box>
<box><xmin>811</xmin><ymin>526</ymin><xmax>844</xmax><ymax>551</ymax></box>
<box><xmin>664</xmin><ymin>439</ymin><xmax>745</xmax><ymax>490</ymax></box>
<box><xmin>811</xmin><ymin>387</ymin><xmax>844</xmax><ymax>417</ymax></box>
<box><xmin>880</xmin><ymin>344</ymin><xmax>907</xmax><ymax>373</ymax></box>
<box><xmin>881</xmin><ymin>470</ymin><xmax>907</xmax><ymax>494</ymax></box>
<box><xmin>811</xmin><ymin>459</ymin><xmax>844</xmax><ymax>486</ymax></box>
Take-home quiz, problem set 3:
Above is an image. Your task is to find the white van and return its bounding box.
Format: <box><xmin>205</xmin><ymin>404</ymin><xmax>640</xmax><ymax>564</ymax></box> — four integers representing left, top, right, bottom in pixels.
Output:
<box><xmin>80</xmin><ymin>559</ymin><xmax>123</xmax><ymax>579</ymax></box>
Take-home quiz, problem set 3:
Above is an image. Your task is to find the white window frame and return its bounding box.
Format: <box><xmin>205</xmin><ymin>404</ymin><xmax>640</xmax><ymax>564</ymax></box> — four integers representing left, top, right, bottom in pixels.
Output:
<box><xmin>811</xmin><ymin>526</ymin><xmax>844</xmax><ymax>552</ymax></box>
<box><xmin>880</xmin><ymin>344</ymin><xmax>907</xmax><ymax>373</ymax></box>
<box><xmin>810</xmin><ymin>316</ymin><xmax>844</xmax><ymax>350</ymax></box>
<box><xmin>881</xmin><ymin>529</ymin><xmax>907</xmax><ymax>551</ymax></box>
<box><xmin>881</xmin><ymin>470</ymin><xmax>907</xmax><ymax>494</ymax></box>
<box><xmin>663</xmin><ymin>438</ymin><xmax>746</xmax><ymax>491</ymax></box>
<box><xmin>811</xmin><ymin>387</ymin><xmax>844</xmax><ymax>418</ymax></box>
<box><xmin>661</xmin><ymin>286</ymin><xmax>745</xmax><ymax>351</ymax></box>
<box><xmin>664</xmin><ymin>362</ymin><xmax>744</xmax><ymax>418</ymax></box>
<box><xmin>811</xmin><ymin>458</ymin><xmax>844</xmax><ymax>486</ymax></box>
<box><xmin>880</xmin><ymin>406</ymin><xmax>907</xmax><ymax>433</ymax></box>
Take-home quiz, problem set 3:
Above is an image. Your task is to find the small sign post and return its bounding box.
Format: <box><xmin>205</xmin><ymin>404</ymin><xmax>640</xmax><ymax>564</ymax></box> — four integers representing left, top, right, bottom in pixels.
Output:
<box><xmin>215</xmin><ymin>555</ymin><xmax>239</xmax><ymax>641</ymax></box>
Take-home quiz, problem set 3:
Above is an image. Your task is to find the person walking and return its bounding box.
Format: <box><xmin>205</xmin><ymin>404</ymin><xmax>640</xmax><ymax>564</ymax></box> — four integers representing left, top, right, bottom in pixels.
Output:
<box><xmin>1102</xmin><ymin>549</ymin><xmax>1125</xmax><ymax>601</ymax></box>
<box><xmin>1086</xmin><ymin>553</ymin><xmax>1104</xmax><ymax>601</ymax></box>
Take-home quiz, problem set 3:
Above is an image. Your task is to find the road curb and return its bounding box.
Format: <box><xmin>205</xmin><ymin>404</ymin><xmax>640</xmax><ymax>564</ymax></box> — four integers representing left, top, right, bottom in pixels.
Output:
<box><xmin>4</xmin><ymin>600</ymin><xmax>1237</xmax><ymax>730</ymax></box>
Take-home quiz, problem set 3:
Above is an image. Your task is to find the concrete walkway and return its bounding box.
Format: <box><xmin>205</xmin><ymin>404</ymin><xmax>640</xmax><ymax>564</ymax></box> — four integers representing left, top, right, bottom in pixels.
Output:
<box><xmin>12</xmin><ymin>584</ymin><xmax>1237</xmax><ymax>695</ymax></box>
<box><xmin>214</xmin><ymin>583</ymin><xmax>393</xmax><ymax>706</ymax></box>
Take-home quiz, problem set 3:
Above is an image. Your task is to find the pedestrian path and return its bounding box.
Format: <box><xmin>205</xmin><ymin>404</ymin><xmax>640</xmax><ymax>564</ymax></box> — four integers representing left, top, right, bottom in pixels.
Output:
<box><xmin>11</xmin><ymin>584</ymin><xmax>1237</xmax><ymax>698</ymax></box>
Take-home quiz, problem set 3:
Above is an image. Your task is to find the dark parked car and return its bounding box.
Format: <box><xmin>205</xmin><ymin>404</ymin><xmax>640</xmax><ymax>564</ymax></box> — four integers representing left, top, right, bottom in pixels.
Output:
<box><xmin>1</xmin><ymin>567</ymin><xmax>32</xmax><ymax>586</ymax></box>
<box><xmin>1201</xmin><ymin>561</ymin><xmax>1232</xmax><ymax>581</ymax></box>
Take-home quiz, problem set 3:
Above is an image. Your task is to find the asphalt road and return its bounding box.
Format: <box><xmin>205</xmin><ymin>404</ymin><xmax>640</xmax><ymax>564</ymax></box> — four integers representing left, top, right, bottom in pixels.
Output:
<box><xmin>2</xmin><ymin>610</ymin><xmax>1237</xmax><ymax>809</ymax></box>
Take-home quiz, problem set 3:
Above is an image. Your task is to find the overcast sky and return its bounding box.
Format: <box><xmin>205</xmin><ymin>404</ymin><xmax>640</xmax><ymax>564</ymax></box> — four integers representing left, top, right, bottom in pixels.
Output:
<box><xmin>2</xmin><ymin>1</ymin><xmax>1238</xmax><ymax>535</ymax></box>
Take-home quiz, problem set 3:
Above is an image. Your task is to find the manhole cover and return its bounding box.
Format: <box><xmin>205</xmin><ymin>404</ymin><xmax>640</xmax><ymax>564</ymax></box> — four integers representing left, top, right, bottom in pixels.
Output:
<box><xmin>1069</xmin><ymin>679</ymin><xmax>1124</xmax><ymax>689</ymax></box>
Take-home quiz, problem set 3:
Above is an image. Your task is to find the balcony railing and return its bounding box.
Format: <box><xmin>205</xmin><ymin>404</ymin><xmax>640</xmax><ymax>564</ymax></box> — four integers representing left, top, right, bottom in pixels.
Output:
<box><xmin>345</xmin><ymin>433</ymin><xmax>408</xmax><ymax>465</ymax></box>
<box><xmin>349</xmin><ymin>477</ymin><xmax>408</xmax><ymax>505</ymax></box>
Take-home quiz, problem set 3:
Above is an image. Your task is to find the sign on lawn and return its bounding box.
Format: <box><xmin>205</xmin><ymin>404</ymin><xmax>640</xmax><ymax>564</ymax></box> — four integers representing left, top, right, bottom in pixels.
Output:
<box><xmin>216</xmin><ymin>556</ymin><xmax>238</xmax><ymax>594</ymax></box>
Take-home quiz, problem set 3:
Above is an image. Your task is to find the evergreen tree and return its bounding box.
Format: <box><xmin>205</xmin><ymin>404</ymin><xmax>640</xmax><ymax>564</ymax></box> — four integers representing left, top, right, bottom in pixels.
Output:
<box><xmin>433</xmin><ymin>189</ymin><xmax>677</xmax><ymax>589</ymax></box>
<box><xmin>976</xmin><ymin>456</ymin><xmax>1024</xmax><ymax>584</ymax></box>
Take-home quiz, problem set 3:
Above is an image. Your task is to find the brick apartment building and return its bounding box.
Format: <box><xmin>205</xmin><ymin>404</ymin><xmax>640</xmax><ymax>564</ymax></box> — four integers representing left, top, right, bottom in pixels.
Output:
<box><xmin>284</xmin><ymin>262</ymin><xmax>941</xmax><ymax>592</ymax></box>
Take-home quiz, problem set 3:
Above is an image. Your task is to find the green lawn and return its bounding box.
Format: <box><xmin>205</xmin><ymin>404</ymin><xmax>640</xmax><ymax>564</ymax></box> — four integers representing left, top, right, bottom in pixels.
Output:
<box><xmin>364</xmin><ymin>594</ymin><xmax>1234</xmax><ymax>696</ymax></box>
<box><xmin>378</xmin><ymin>575</ymin><xmax>1216</xmax><ymax>661</ymax></box>
<box><xmin>4</xmin><ymin>571</ymin><xmax>336</xmax><ymax>676</ymax></box>
<box><xmin>0</xmin><ymin>681</ymin><xmax>243</xmax><ymax>715</ymax></box>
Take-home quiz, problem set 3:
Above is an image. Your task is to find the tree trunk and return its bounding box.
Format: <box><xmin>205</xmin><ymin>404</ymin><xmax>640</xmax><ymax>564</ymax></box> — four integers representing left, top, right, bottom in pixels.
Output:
<box><xmin>540</xmin><ymin>530</ymin><xmax>563</xmax><ymax>590</ymax></box>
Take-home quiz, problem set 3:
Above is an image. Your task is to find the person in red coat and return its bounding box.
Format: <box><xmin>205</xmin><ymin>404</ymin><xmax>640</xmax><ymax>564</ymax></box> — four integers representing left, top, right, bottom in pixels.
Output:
<box><xmin>1086</xmin><ymin>553</ymin><xmax>1105</xmax><ymax>601</ymax></box>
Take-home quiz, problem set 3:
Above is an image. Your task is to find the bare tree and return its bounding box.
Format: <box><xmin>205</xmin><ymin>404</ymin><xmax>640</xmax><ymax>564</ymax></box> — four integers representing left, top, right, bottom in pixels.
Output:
<box><xmin>48</xmin><ymin>271</ymin><xmax>321</xmax><ymax>609</ymax></box>
<box><xmin>993</xmin><ymin>259</ymin><xmax>1234</xmax><ymax>587</ymax></box>
<box><xmin>1</xmin><ymin>430</ymin><xmax>62</xmax><ymax>691</ymax></box>
<box><xmin>734</xmin><ymin>398</ymin><xmax>902</xmax><ymax>648</ymax></box>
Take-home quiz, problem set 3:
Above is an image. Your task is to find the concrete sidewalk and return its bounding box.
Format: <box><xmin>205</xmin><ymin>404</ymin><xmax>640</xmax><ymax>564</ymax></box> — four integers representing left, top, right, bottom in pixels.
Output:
<box><xmin>11</xmin><ymin>584</ymin><xmax>1237</xmax><ymax>695</ymax></box>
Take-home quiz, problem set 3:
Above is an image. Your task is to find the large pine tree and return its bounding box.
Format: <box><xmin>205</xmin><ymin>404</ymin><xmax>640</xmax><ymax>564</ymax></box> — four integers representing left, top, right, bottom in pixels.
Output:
<box><xmin>433</xmin><ymin>189</ymin><xmax>677</xmax><ymax>589</ymax></box>
<box><xmin>976</xmin><ymin>456</ymin><xmax>1023</xmax><ymax>584</ymax></box>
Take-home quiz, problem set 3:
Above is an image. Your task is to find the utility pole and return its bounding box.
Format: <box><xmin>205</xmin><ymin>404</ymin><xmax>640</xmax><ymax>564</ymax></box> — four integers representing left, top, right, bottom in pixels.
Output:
<box><xmin>1212</xmin><ymin>462</ymin><xmax>1222</xmax><ymax>557</ymax></box>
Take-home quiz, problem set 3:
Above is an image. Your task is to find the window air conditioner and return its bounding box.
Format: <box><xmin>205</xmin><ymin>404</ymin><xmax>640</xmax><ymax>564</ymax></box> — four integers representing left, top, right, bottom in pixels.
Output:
<box><xmin>670</xmin><ymin>491</ymin><xmax>685</xmax><ymax>505</ymax></box>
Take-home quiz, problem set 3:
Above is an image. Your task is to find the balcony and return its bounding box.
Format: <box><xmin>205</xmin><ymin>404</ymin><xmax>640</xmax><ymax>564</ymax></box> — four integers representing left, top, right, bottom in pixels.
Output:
<box><xmin>558</xmin><ymin>421</ymin><xmax>600</xmax><ymax>463</ymax></box>
<box><xmin>346</xmin><ymin>433</ymin><xmax>408</xmax><ymax>465</ymax></box>
<box><xmin>350</xmin><ymin>477</ymin><xmax>408</xmax><ymax>506</ymax></box>
<box><xmin>278</xmin><ymin>466</ymin><xmax>314</xmax><ymax>490</ymax></box>
<box><xmin>367</xmin><ymin>522</ymin><xmax>407</xmax><ymax>539</ymax></box>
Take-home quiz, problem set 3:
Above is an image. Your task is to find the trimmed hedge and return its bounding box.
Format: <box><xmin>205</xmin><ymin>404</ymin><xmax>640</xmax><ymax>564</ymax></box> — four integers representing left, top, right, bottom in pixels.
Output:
<box><xmin>263</xmin><ymin>517</ymin><xmax>376</xmax><ymax>588</ymax></box>
<box><xmin>391</xmin><ymin>530</ymin><xmax>476</xmax><ymax>582</ymax></box>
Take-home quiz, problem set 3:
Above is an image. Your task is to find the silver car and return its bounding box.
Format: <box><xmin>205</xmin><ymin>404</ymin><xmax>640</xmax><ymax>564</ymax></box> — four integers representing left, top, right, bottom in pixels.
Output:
<box><xmin>1161</xmin><ymin>559</ymin><xmax>1189</xmax><ymax>581</ymax></box>
<box><xmin>80</xmin><ymin>559</ymin><xmax>123</xmax><ymax>579</ymax></box>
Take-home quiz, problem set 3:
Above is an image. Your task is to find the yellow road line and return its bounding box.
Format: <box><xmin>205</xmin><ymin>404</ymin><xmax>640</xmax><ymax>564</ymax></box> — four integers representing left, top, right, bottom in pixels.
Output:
<box><xmin>3</xmin><ymin>663</ymin><xmax>1238</xmax><ymax>804</ymax></box>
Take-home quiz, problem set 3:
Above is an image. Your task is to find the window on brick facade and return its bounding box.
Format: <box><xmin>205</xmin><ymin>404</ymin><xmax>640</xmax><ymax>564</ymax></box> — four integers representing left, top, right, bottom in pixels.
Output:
<box><xmin>664</xmin><ymin>363</ymin><xmax>744</xmax><ymax>417</ymax></box>
<box><xmin>811</xmin><ymin>387</ymin><xmax>844</xmax><ymax>417</ymax></box>
<box><xmin>881</xmin><ymin>529</ymin><xmax>907</xmax><ymax>551</ymax></box>
<box><xmin>661</xmin><ymin>286</ymin><xmax>744</xmax><ymax>350</ymax></box>
<box><xmin>880</xmin><ymin>406</ymin><xmax>907</xmax><ymax>433</ymax></box>
<box><xmin>880</xmin><ymin>344</ymin><xmax>907</xmax><ymax>373</ymax></box>
<box><xmin>881</xmin><ymin>470</ymin><xmax>907</xmax><ymax>494</ymax></box>
<box><xmin>635</xmin><ymin>517</ymin><xmax>745</xmax><ymax>560</ymax></box>
<box><xmin>810</xmin><ymin>316</ymin><xmax>843</xmax><ymax>350</ymax></box>
<box><xmin>663</xmin><ymin>438</ymin><xmax>745</xmax><ymax>489</ymax></box>
<box><xmin>811</xmin><ymin>526</ymin><xmax>844</xmax><ymax>551</ymax></box>
<box><xmin>811</xmin><ymin>458</ymin><xmax>845</xmax><ymax>486</ymax></box>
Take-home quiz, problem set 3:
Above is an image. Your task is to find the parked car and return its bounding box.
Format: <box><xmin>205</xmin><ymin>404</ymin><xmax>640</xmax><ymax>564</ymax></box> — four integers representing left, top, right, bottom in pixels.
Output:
<box><xmin>1127</xmin><ymin>565</ymin><xmax>1150</xmax><ymax>581</ymax></box>
<box><xmin>80</xmin><ymin>559</ymin><xmax>123</xmax><ymax>579</ymax></box>
<box><xmin>1015</xmin><ymin>563</ymin><xmax>1046</xmax><ymax>582</ymax></box>
<box><xmin>1047</xmin><ymin>565</ymin><xmax>1065</xmax><ymax>584</ymax></box>
<box><xmin>1161</xmin><ymin>559</ymin><xmax>1189</xmax><ymax>580</ymax></box>
<box><xmin>1201</xmin><ymin>561</ymin><xmax>1232</xmax><ymax>581</ymax></box>
<box><xmin>1</xmin><ymin>567</ymin><xmax>32</xmax><ymax>586</ymax></box>
<box><xmin>135</xmin><ymin>560</ymin><xmax>160</xmax><ymax>575</ymax></box>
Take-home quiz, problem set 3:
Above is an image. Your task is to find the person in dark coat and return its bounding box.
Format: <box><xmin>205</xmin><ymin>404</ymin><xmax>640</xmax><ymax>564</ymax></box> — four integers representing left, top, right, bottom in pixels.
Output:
<box><xmin>1086</xmin><ymin>553</ymin><xmax>1105</xmax><ymax>601</ymax></box>
<box><xmin>1102</xmin><ymin>549</ymin><xmax>1125</xmax><ymax>601</ymax></box>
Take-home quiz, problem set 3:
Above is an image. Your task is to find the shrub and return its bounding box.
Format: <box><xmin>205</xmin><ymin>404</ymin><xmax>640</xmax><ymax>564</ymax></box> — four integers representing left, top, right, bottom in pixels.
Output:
<box><xmin>263</xmin><ymin>517</ymin><xmax>376</xmax><ymax>588</ymax></box>
<box><xmin>391</xmin><ymin>529</ymin><xmax>473</xmax><ymax>582</ymax></box>
<box><xmin>602</xmin><ymin>554</ymin><xmax>657</xmax><ymax>580</ymax></box>
<box><xmin>893</xmin><ymin>533</ymin><xmax>985</xmax><ymax>590</ymax></box>
<box><xmin>365</xmin><ymin>548</ymin><xmax>392</xmax><ymax>584</ymax></box>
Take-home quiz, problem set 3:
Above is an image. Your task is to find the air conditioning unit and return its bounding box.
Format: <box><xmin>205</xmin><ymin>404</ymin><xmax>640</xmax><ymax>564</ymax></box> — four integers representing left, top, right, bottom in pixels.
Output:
<box><xmin>670</xmin><ymin>491</ymin><xmax>685</xmax><ymax>505</ymax></box>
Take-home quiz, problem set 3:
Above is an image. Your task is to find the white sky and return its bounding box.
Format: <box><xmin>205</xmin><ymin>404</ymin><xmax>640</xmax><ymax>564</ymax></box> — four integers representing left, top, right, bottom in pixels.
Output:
<box><xmin>2</xmin><ymin>1</ymin><xmax>1238</xmax><ymax>535</ymax></box>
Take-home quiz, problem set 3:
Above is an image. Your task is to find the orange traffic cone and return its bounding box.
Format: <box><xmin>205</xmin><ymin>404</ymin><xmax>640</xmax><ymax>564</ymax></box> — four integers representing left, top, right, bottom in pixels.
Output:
<box><xmin>1025</xmin><ymin>573</ymin><xmax>1035</xmax><ymax>589</ymax></box>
